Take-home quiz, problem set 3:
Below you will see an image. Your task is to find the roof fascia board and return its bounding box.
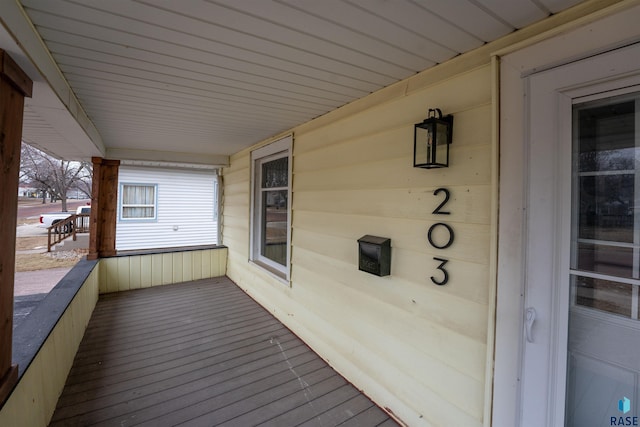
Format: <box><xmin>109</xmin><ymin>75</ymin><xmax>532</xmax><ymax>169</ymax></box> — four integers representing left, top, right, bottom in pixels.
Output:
<box><xmin>106</xmin><ymin>148</ymin><xmax>229</xmax><ymax>168</ymax></box>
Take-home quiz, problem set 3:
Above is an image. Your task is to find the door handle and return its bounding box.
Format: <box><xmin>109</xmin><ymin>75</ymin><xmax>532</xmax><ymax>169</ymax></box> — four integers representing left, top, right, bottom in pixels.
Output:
<box><xmin>525</xmin><ymin>307</ymin><xmax>536</xmax><ymax>343</ymax></box>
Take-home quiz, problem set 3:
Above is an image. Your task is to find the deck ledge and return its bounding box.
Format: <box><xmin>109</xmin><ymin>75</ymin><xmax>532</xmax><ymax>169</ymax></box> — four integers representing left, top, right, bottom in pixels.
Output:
<box><xmin>110</xmin><ymin>244</ymin><xmax>227</xmax><ymax>258</ymax></box>
<box><xmin>12</xmin><ymin>258</ymin><xmax>98</xmax><ymax>380</ymax></box>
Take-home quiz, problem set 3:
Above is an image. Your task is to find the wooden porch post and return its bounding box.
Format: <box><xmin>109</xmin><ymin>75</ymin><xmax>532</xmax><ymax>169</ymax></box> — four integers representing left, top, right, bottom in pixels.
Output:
<box><xmin>0</xmin><ymin>50</ymin><xmax>32</xmax><ymax>404</ymax></box>
<box><xmin>88</xmin><ymin>157</ymin><xmax>120</xmax><ymax>260</ymax></box>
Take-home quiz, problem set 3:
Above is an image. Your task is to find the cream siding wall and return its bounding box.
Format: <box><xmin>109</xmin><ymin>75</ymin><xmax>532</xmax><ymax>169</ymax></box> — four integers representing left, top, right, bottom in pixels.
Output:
<box><xmin>224</xmin><ymin>63</ymin><xmax>494</xmax><ymax>426</ymax></box>
<box><xmin>116</xmin><ymin>166</ymin><xmax>218</xmax><ymax>250</ymax></box>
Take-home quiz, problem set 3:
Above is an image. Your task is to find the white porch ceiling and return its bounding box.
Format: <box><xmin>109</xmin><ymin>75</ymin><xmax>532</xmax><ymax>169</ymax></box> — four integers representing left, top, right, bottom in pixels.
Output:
<box><xmin>6</xmin><ymin>0</ymin><xmax>584</xmax><ymax>163</ymax></box>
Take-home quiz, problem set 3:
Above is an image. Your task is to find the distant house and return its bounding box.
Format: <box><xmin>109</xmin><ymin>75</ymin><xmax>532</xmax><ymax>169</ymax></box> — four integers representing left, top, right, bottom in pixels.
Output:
<box><xmin>17</xmin><ymin>186</ymin><xmax>38</xmax><ymax>197</ymax></box>
<box><xmin>116</xmin><ymin>165</ymin><xmax>219</xmax><ymax>251</ymax></box>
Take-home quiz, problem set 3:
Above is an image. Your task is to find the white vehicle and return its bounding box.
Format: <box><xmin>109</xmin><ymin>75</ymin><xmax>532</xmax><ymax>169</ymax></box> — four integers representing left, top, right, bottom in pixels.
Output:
<box><xmin>39</xmin><ymin>205</ymin><xmax>91</xmax><ymax>229</ymax></box>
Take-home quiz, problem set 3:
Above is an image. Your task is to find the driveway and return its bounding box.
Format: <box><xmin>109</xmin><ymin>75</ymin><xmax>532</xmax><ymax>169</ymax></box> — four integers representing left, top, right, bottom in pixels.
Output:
<box><xmin>16</xmin><ymin>222</ymin><xmax>48</xmax><ymax>238</ymax></box>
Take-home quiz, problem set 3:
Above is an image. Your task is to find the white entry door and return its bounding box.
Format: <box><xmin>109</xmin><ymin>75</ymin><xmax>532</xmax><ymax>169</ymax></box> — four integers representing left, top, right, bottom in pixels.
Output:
<box><xmin>520</xmin><ymin>43</ymin><xmax>640</xmax><ymax>427</ymax></box>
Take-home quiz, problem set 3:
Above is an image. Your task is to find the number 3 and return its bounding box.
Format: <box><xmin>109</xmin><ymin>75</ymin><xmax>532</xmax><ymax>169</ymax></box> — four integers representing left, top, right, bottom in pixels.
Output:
<box><xmin>430</xmin><ymin>257</ymin><xmax>449</xmax><ymax>286</ymax></box>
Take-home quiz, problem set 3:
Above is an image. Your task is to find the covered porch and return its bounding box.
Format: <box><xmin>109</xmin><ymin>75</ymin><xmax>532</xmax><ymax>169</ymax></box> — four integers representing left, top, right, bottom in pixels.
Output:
<box><xmin>2</xmin><ymin>1</ymin><xmax>639</xmax><ymax>426</ymax></box>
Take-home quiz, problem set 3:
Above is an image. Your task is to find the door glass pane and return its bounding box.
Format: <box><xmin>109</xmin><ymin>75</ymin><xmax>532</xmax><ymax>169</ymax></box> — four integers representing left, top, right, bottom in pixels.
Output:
<box><xmin>577</xmin><ymin>101</ymin><xmax>635</xmax><ymax>172</ymax></box>
<box><xmin>566</xmin><ymin>92</ymin><xmax>640</xmax><ymax>426</ymax></box>
<box><xmin>573</xmin><ymin>276</ymin><xmax>633</xmax><ymax>318</ymax></box>
<box><xmin>575</xmin><ymin>242</ymin><xmax>633</xmax><ymax>278</ymax></box>
<box><xmin>577</xmin><ymin>174</ymin><xmax>634</xmax><ymax>243</ymax></box>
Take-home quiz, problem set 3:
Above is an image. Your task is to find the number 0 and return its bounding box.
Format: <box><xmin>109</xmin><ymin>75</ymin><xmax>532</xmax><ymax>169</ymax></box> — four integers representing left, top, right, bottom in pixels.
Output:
<box><xmin>427</xmin><ymin>222</ymin><xmax>455</xmax><ymax>249</ymax></box>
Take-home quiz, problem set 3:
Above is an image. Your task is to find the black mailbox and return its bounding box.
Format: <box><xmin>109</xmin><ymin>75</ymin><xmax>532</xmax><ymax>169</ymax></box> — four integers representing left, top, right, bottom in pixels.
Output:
<box><xmin>357</xmin><ymin>235</ymin><xmax>391</xmax><ymax>277</ymax></box>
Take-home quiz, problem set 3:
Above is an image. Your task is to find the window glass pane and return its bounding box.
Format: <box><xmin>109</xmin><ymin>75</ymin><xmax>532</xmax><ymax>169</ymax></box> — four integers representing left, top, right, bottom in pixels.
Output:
<box><xmin>122</xmin><ymin>207</ymin><xmax>154</xmax><ymax>219</ymax></box>
<box><xmin>121</xmin><ymin>185</ymin><xmax>155</xmax><ymax>218</ymax></box>
<box><xmin>573</xmin><ymin>275</ymin><xmax>632</xmax><ymax>317</ymax></box>
<box><xmin>577</xmin><ymin>100</ymin><xmax>635</xmax><ymax>172</ymax></box>
<box><xmin>577</xmin><ymin>174</ymin><xmax>634</xmax><ymax>242</ymax></box>
<box><xmin>262</xmin><ymin>157</ymin><xmax>288</xmax><ymax>188</ymax></box>
<box><xmin>123</xmin><ymin>185</ymin><xmax>155</xmax><ymax>205</ymax></box>
<box><xmin>261</xmin><ymin>189</ymin><xmax>287</xmax><ymax>266</ymax></box>
<box><xmin>574</xmin><ymin>243</ymin><xmax>633</xmax><ymax>278</ymax></box>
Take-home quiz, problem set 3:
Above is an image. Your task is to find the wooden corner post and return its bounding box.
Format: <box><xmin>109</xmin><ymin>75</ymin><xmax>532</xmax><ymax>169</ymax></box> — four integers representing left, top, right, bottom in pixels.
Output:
<box><xmin>0</xmin><ymin>49</ymin><xmax>32</xmax><ymax>404</ymax></box>
<box><xmin>88</xmin><ymin>157</ymin><xmax>120</xmax><ymax>260</ymax></box>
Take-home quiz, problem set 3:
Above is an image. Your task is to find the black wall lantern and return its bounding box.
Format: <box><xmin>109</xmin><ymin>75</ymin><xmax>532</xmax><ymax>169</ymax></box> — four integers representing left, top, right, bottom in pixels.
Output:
<box><xmin>413</xmin><ymin>108</ymin><xmax>453</xmax><ymax>169</ymax></box>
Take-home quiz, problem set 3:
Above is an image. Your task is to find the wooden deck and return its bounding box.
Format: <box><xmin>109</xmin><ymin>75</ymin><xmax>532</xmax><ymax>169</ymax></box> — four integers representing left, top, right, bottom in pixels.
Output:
<box><xmin>49</xmin><ymin>277</ymin><xmax>397</xmax><ymax>426</ymax></box>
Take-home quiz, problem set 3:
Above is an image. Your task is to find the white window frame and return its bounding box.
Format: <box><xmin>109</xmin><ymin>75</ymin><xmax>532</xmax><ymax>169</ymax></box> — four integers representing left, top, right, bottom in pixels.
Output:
<box><xmin>119</xmin><ymin>183</ymin><xmax>158</xmax><ymax>222</ymax></box>
<box><xmin>249</xmin><ymin>135</ymin><xmax>292</xmax><ymax>282</ymax></box>
<box><xmin>214</xmin><ymin>172</ymin><xmax>221</xmax><ymax>245</ymax></box>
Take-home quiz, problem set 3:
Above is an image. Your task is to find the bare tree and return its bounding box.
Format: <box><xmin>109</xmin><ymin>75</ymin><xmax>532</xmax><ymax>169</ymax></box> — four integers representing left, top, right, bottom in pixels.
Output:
<box><xmin>20</xmin><ymin>143</ymin><xmax>92</xmax><ymax>211</ymax></box>
<box><xmin>69</xmin><ymin>163</ymin><xmax>93</xmax><ymax>199</ymax></box>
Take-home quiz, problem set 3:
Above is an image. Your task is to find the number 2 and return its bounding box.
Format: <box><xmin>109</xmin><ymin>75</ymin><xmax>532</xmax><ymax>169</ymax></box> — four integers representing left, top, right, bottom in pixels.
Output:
<box><xmin>432</xmin><ymin>188</ymin><xmax>451</xmax><ymax>215</ymax></box>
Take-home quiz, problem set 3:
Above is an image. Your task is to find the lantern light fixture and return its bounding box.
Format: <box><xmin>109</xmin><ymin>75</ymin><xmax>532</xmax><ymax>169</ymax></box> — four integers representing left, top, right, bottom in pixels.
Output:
<box><xmin>413</xmin><ymin>108</ymin><xmax>453</xmax><ymax>169</ymax></box>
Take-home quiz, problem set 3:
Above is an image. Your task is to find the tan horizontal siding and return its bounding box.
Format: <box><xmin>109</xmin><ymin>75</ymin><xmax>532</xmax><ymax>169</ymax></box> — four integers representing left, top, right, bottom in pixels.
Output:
<box><xmin>221</xmin><ymin>204</ymin><xmax>249</xmax><ymax>219</ymax></box>
<box><xmin>293</xmin><ymin>144</ymin><xmax>492</xmax><ymax>191</ymax></box>
<box><xmin>292</xmin><ymin>264</ymin><xmax>486</xmax><ymax>408</ymax></box>
<box><xmin>293</xmin><ymin>250</ymin><xmax>489</xmax><ymax>369</ymax></box>
<box><xmin>294</xmin><ymin>211</ymin><xmax>491</xmax><ymax>264</ymax></box>
<box><xmin>222</xmin><ymin>215</ymin><xmax>248</xmax><ymax>230</ymax></box>
<box><xmin>222</xmin><ymin>229</ymin><xmax>249</xmax><ymax>254</ymax></box>
<box><xmin>222</xmin><ymin>193</ymin><xmax>249</xmax><ymax>209</ymax></box>
<box><xmin>224</xmin><ymin>64</ymin><xmax>493</xmax><ymax>425</ymax></box>
<box><xmin>292</xmin><ymin>242</ymin><xmax>489</xmax><ymax>336</ymax></box>
<box><xmin>221</xmin><ymin>166</ymin><xmax>249</xmax><ymax>184</ymax></box>
<box><xmin>293</xmin><ymin>103</ymin><xmax>490</xmax><ymax>173</ymax></box>
<box><xmin>294</xmin><ymin>184</ymin><xmax>492</xmax><ymax>224</ymax></box>
<box><xmin>293</xmin><ymin>66</ymin><xmax>491</xmax><ymax>155</ymax></box>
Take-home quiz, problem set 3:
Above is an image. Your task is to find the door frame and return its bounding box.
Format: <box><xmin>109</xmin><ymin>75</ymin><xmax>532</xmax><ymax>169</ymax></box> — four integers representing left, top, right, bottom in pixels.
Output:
<box><xmin>493</xmin><ymin>3</ymin><xmax>640</xmax><ymax>426</ymax></box>
<box><xmin>522</xmin><ymin>46</ymin><xmax>640</xmax><ymax>427</ymax></box>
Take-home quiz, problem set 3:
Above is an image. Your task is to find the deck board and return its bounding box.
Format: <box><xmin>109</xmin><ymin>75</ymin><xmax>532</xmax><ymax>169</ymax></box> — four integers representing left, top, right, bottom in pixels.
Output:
<box><xmin>49</xmin><ymin>277</ymin><xmax>397</xmax><ymax>426</ymax></box>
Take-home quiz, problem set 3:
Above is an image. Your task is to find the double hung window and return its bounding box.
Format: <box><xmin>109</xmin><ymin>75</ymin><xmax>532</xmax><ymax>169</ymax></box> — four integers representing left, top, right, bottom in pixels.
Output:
<box><xmin>120</xmin><ymin>184</ymin><xmax>157</xmax><ymax>220</ymax></box>
<box><xmin>250</xmin><ymin>136</ymin><xmax>292</xmax><ymax>280</ymax></box>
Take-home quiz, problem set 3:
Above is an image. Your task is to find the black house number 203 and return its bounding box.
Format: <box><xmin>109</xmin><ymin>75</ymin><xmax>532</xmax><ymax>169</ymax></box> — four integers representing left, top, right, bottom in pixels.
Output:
<box><xmin>429</xmin><ymin>188</ymin><xmax>454</xmax><ymax>285</ymax></box>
